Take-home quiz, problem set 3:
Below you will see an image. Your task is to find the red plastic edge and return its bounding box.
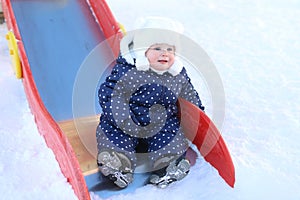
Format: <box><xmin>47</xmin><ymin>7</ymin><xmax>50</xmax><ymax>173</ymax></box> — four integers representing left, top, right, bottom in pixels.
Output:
<box><xmin>1</xmin><ymin>0</ymin><xmax>91</xmax><ymax>199</ymax></box>
<box><xmin>1</xmin><ymin>0</ymin><xmax>123</xmax><ymax>199</ymax></box>
<box><xmin>88</xmin><ymin>0</ymin><xmax>123</xmax><ymax>58</ymax></box>
<box><xmin>178</xmin><ymin>97</ymin><xmax>235</xmax><ymax>188</ymax></box>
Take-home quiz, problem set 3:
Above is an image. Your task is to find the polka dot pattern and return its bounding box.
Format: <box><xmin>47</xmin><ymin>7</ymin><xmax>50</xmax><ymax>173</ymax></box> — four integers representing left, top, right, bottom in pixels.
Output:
<box><xmin>97</xmin><ymin>56</ymin><xmax>204</xmax><ymax>167</ymax></box>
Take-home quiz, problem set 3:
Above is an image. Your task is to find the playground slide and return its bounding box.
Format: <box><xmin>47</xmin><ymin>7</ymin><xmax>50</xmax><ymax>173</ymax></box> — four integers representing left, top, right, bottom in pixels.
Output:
<box><xmin>2</xmin><ymin>0</ymin><xmax>235</xmax><ymax>199</ymax></box>
<box><xmin>2</xmin><ymin>0</ymin><xmax>122</xmax><ymax>199</ymax></box>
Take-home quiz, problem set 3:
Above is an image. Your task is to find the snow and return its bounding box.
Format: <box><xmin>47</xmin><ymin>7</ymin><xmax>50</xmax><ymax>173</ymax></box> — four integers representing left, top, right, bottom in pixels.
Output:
<box><xmin>1</xmin><ymin>0</ymin><xmax>300</xmax><ymax>200</ymax></box>
<box><xmin>0</xmin><ymin>23</ymin><xmax>78</xmax><ymax>200</ymax></box>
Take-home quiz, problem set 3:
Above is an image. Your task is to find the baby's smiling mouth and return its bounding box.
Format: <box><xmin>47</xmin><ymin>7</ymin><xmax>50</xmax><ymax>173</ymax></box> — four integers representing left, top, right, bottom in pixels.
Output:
<box><xmin>158</xmin><ymin>60</ymin><xmax>168</xmax><ymax>63</ymax></box>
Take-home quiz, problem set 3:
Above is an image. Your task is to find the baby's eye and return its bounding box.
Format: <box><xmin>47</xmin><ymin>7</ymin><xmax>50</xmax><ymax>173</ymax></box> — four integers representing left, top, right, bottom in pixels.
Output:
<box><xmin>153</xmin><ymin>47</ymin><xmax>162</xmax><ymax>51</ymax></box>
<box><xmin>167</xmin><ymin>47</ymin><xmax>174</xmax><ymax>52</ymax></box>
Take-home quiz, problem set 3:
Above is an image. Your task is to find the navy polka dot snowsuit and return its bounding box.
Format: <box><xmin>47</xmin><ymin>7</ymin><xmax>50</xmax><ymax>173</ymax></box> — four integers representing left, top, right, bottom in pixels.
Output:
<box><xmin>96</xmin><ymin>56</ymin><xmax>204</xmax><ymax>168</ymax></box>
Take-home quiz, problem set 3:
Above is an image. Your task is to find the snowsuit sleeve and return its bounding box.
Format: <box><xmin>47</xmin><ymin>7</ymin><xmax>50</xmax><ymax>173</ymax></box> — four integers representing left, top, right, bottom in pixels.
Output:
<box><xmin>98</xmin><ymin>59</ymin><xmax>144</xmax><ymax>136</ymax></box>
<box><xmin>179</xmin><ymin>68</ymin><xmax>205</xmax><ymax>111</ymax></box>
<box><xmin>98</xmin><ymin>60</ymin><xmax>133</xmax><ymax>127</ymax></box>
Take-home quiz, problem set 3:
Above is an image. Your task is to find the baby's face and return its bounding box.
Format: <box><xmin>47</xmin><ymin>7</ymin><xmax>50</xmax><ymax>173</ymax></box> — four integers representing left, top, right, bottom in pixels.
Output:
<box><xmin>145</xmin><ymin>43</ymin><xmax>175</xmax><ymax>71</ymax></box>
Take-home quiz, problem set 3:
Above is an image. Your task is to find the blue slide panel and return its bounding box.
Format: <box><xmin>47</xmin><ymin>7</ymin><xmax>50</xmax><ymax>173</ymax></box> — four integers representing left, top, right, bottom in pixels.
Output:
<box><xmin>11</xmin><ymin>0</ymin><xmax>106</xmax><ymax>121</ymax></box>
<box><xmin>9</xmin><ymin>0</ymin><xmax>152</xmax><ymax>197</ymax></box>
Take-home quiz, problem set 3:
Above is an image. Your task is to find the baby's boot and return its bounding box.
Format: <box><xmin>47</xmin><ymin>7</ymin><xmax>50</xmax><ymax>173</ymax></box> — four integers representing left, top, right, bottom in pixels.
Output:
<box><xmin>97</xmin><ymin>150</ymin><xmax>133</xmax><ymax>188</ymax></box>
<box><xmin>149</xmin><ymin>157</ymin><xmax>190</xmax><ymax>188</ymax></box>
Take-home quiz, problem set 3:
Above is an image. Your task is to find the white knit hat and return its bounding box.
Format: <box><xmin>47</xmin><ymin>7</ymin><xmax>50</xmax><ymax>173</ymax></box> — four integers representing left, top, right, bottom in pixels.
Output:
<box><xmin>120</xmin><ymin>16</ymin><xmax>185</xmax><ymax>75</ymax></box>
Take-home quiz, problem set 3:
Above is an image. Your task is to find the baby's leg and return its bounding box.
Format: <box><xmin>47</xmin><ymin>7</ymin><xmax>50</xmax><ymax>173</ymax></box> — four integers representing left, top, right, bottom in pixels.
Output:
<box><xmin>147</xmin><ymin>131</ymin><xmax>191</xmax><ymax>188</ymax></box>
<box><xmin>96</xmin><ymin>128</ymin><xmax>138</xmax><ymax>188</ymax></box>
<box><xmin>147</xmin><ymin>131</ymin><xmax>189</xmax><ymax>168</ymax></box>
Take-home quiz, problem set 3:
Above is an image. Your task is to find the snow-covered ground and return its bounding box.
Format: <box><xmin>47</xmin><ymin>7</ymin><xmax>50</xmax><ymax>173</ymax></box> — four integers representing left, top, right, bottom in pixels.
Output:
<box><xmin>1</xmin><ymin>0</ymin><xmax>300</xmax><ymax>199</ymax></box>
<box><xmin>0</xmin><ymin>21</ymin><xmax>78</xmax><ymax>200</ymax></box>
